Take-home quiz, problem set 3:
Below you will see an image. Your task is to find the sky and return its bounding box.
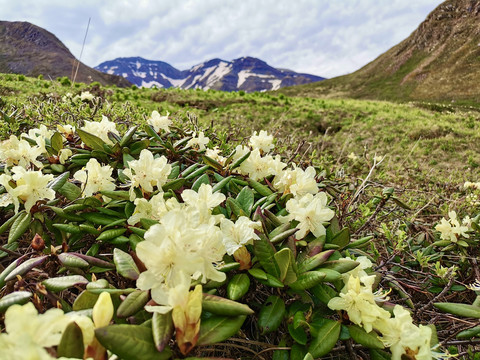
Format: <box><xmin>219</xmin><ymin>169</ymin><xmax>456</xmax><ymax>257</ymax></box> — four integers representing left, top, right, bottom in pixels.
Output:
<box><xmin>0</xmin><ymin>0</ymin><xmax>444</xmax><ymax>78</ymax></box>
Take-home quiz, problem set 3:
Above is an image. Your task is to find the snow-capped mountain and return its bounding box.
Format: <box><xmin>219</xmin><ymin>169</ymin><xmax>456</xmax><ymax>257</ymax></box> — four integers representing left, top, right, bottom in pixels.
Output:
<box><xmin>95</xmin><ymin>56</ymin><xmax>324</xmax><ymax>92</ymax></box>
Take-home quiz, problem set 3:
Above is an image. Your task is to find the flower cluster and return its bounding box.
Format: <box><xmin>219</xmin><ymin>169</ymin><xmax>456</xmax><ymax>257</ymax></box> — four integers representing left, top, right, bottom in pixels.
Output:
<box><xmin>328</xmin><ymin>256</ymin><xmax>439</xmax><ymax>359</ymax></box>
<box><xmin>81</xmin><ymin>115</ymin><xmax>119</xmax><ymax>145</ymax></box>
<box><xmin>435</xmin><ymin>211</ymin><xmax>471</xmax><ymax>244</ymax></box>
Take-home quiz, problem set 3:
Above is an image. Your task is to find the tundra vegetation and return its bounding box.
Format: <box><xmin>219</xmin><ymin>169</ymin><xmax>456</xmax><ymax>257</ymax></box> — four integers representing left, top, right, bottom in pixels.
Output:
<box><xmin>0</xmin><ymin>74</ymin><xmax>479</xmax><ymax>359</ymax></box>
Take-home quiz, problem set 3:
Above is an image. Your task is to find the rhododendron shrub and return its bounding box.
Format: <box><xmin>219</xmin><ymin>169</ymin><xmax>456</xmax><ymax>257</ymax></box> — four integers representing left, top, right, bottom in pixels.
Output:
<box><xmin>0</xmin><ymin>111</ymin><xmax>452</xmax><ymax>359</ymax></box>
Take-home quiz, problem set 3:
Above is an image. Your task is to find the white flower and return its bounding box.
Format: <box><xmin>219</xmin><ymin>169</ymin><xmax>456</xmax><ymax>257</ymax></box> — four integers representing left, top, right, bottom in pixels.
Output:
<box><xmin>147</xmin><ymin>110</ymin><xmax>172</xmax><ymax>133</ymax></box>
<box><xmin>347</xmin><ymin>152</ymin><xmax>358</xmax><ymax>161</ymax></box>
<box><xmin>435</xmin><ymin>211</ymin><xmax>470</xmax><ymax>243</ymax></box>
<box><xmin>285</xmin><ymin>192</ymin><xmax>335</xmax><ymax>239</ymax></box>
<box><xmin>205</xmin><ymin>147</ymin><xmax>227</xmax><ymax>165</ymax></box>
<box><xmin>0</xmin><ymin>135</ymin><xmax>44</xmax><ymax>169</ymax></box>
<box><xmin>58</xmin><ymin>148</ymin><xmax>72</xmax><ymax>164</ymax></box>
<box><xmin>249</xmin><ymin>130</ymin><xmax>274</xmax><ymax>153</ymax></box>
<box><xmin>80</xmin><ymin>91</ymin><xmax>95</xmax><ymax>101</ymax></box>
<box><xmin>375</xmin><ymin>305</ymin><xmax>432</xmax><ymax>360</ymax></box>
<box><xmin>0</xmin><ymin>302</ymin><xmax>94</xmax><ymax>359</ymax></box>
<box><xmin>220</xmin><ymin>216</ymin><xmax>260</xmax><ymax>255</ymax></box>
<box><xmin>81</xmin><ymin>115</ymin><xmax>119</xmax><ymax>145</ymax></box>
<box><xmin>73</xmin><ymin>158</ymin><xmax>116</xmax><ymax>198</ymax></box>
<box><xmin>273</xmin><ymin>166</ymin><xmax>318</xmax><ymax>196</ymax></box>
<box><xmin>127</xmin><ymin>193</ymin><xmax>180</xmax><ymax>225</ymax></box>
<box><xmin>57</xmin><ymin>124</ymin><xmax>75</xmax><ymax>137</ymax></box>
<box><xmin>328</xmin><ymin>275</ymin><xmax>391</xmax><ymax>333</ymax></box>
<box><xmin>186</xmin><ymin>131</ymin><xmax>209</xmax><ymax>151</ymax></box>
<box><xmin>464</xmin><ymin>181</ymin><xmax>480</xmax><ymax>190</ymax></box>
<box><xmin>0</xmin><ymin>167</ymin><xmax>55</xmax><ymax>213</ymax></box>
<box><xmin>181</xmin><ymin>183</ymin><xmax>225</xmax><ymax>210</ymax></box>
<box><xmin>123</xmin><ymin>149</ymin><xmax>171</xmax><ymax>199</ymax></box>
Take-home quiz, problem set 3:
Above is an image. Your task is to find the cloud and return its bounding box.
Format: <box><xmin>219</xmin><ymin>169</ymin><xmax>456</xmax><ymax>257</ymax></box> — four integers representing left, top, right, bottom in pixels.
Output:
<box><xmin>0</xmin><ymin>0</ymin><xmax>443</xmax><ymax>77</ymax></box>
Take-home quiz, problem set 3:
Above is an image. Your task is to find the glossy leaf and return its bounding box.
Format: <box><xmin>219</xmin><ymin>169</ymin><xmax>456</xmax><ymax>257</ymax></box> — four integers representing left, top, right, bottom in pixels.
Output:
<box><xmin>258</xmin><ymin>295</ymin><xmax>285</xmax><ymax>334</ymax></box>
<box><xmin>236</xmin><ymin>186</ymin><xmax>254</xmax><ymax>216</ymax></box>
<box><xmin>117</xmin><ymin>290</ymin><xmax>150</xmax><ymax>318</ymax></box>
<box><xmin>113</xmin><ymin>248</ymin><xmax>140</xmax><ymax>280</ymax></box>
<box><xmin>4</xmin><ymin>255</ymin><xmax>48</xmax><ymax>281</ymax></box>
<box><xmin>57</xmin><ymin>322</ymin><xmax>84</xmax><ymax>358</ymax></box>
<box><xmin>58</xmin><ymin>181</ymin><xmax>82</xmax><ymax>201</ymax></box>
<box><xmin>77</xmin><ymin>128</ymin><xmax>107</xmax><ymax>151</ymax></box>
<box><xmin>308</xmin><ymin>320</ymin><xmax>341</xmax><ymax>358</ymax></box>
<box><xmin>58</xmin><ymin>253</ymin><xmax>90</xmax><ymax>268</ymax></box>
<box><xmin>197</xmin><ymin>315</ymin><xmax>246</xmax><ymax>345</ymax></box>
<box><xmin>43</xmin><ymin>275</ymin><xmax>89</xmax><ymax>292</ymax></box>
<box><xmin>274</xmin><ymin>247</ymin><xmax>297</xmax><ymax>284</ymax></box>
<box><xmin>348</xmin><ymin>325</ymin><xmax>384</xmax><ymax>349</ymax></box>
<box><xmin>0</xmin><ymin>291</ymin><xmax>32</xmax><ymax>312</ymax></box>
<box><xmin>47</xmin><ymin>171</ymin><xmax>70</xmax><ymax>191</ymax></box>
<box><xmin>434</xmin><ymin>302</ymin><xmax>480</xmax><ymax>318</ymax></box>
<box><xmin>95</xmin><ymin>325</ymin><xmax>172</xmax><ymax>360</ymax></box>
<box><xmin>253</xmin><ymin>234</ymin><xmax>280</xmax><ymax>279</ymax></box>
<box><xmin>329</xmin><ymin>227</ymin><xmax>350</xmax><ymax>248</ymax></box>
<box><xmin>8</xmin><ymin>210</ymin><xmax>31</xmax><ymax>244</ymax></box>
<box><xmin>73</xmin><ymin>290</ymin><xmax>100</xmax><ymax>311</ymax></box>
<box><xmin>289</xmin><ymin>271</ymin><xmax>326</xmax><ymax>291</ymax></box>
<box><xmin>202</xmin><ymin>293</ymin><xmax>254</xmax><ymax>316</ymax></box>
<box><xmin>152</xmin><ymin>311</ymin><xmax>174</xmax><ymax>352</ymax></box>
<box><xmin>227</xmin><ymin>273</ymin><xmax>250</xmax><ymax>300</ymax></box>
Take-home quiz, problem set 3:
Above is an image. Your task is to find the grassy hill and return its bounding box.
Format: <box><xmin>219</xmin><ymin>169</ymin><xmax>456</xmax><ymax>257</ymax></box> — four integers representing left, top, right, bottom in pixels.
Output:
<box><xmin>1</xmin><ymin>72</ymin><xmax>479</xmax><ymax>191</ymax></box>
<box><xmin>279</xmin><ymin>0</ymin><xmax>480</xmax><ymax>104</ymax></box>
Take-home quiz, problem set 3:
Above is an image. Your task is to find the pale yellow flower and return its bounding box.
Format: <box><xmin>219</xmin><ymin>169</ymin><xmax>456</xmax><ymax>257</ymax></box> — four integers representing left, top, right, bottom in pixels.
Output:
<box><xmin>285</xmin><ymin>192</ymin><xmax>334</xmax><ymax>239</ymax></box>
<box><xmin>274</xmin><ymin>166</ymin><xmax>318</xmax><ymax>196</ymax></box>
<box><xmin>58</xmin><ymin>149</ymin><xmax>72</xmax><ymax>164</ymax></box>
<box><xmin>81</xmin><ymin>115</ymin><xmax>119</xmax><ymax>145</ymax></box>
<box><xmin>92</xmin><ymin>292</ymin><xmax>113</xmax><ymax>328</ymax></box>
<box><xmin>186</xmin><ymin>131</ymin><xmax>209</xmax><ymax>151</ymax></box>
<box><xmin>181</xmin><ymin>183</ymin><xmax>225</xmax><ymax>210</ymax></box>
<box><xmin>147</xmin><ymin>110</ymin><xmax>172</xmax><ymax>133</ymax></box>
<box><xmin>80</xmin><ymin>91</ymin><xmax>95</xmax><ymax>101</ymax></box>
<box><xmin>220</xmin><ymin>216</ymin><xmax>260</xmax><ymax>255</ymax></box>
<box><xmin>73</xmin><ymin>158</ymin><xmax>116</xmax><ymax>198</ymax></box>
<box><xmin>0</xmin><ymin>135</ymin><xmax>44</xmax><ymax>169</ymax></box>
<box><xmin>249</xmin><ymin>130</ymin><xmax>274</xmax><ymax>153</ymax></box>
<box><xmin>123</xmin><ymin>149</ymin><xmax>171</xmax><ymax>199</ymax></box>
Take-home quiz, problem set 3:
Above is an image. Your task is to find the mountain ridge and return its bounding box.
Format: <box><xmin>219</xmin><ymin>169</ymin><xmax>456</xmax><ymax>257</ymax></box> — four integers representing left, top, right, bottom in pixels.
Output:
<box><xmin>95</xmin><ymin>56</ymin><xmax>324</xmax><ymax>92</ymax></box>
<box><xmin>0</xmin><ymin>21</ymin><xmax>131</xmax><ymax>87</ymax></box>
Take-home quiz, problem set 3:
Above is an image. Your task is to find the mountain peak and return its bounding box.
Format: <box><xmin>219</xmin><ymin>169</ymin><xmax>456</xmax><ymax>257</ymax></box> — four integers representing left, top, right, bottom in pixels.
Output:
<box><xmin>96</xmin><ymin>56</ymin><xmax>324</xmax><ymax>92</ymax></box>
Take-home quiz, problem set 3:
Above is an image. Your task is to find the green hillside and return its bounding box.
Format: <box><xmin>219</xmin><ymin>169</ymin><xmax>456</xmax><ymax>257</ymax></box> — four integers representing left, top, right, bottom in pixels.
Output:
<box><xmin>279</xmin><ymin>0</ymin><xmax>480</xmax><ymax>104</ymax></box>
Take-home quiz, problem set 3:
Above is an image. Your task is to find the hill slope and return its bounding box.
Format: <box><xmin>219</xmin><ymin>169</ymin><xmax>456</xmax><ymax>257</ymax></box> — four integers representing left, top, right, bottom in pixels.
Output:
<box><xmin>95</xmin><ymin>56</ymin><xmax>324</xmax><ymax>91</ymax></box>
<box><xmin>0</xmin><ymin>21</ymin><xmax>130</xmax><ymax>87</ymax></box>
<box><xmin>280</xmin><ymin>0</ymin><xmax>480</xmax><ymax>103</ymax></box>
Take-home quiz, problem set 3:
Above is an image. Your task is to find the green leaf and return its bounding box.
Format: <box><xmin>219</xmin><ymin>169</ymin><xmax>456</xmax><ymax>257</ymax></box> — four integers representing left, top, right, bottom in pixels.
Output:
<box><xmin>308</xmin><ymin>320</ymin><xmax>341</xmax><ymax>358</ymax></box>
<box><xmin>247</xmin><ymin>178</ymin><xmax>273</xmax><ymax>196</ymax></box>
<box><xmin>58</xmin><ymin>253</ymin><xmax>90</xmax><ymax>268</ymax></box>
<box><xmin>227</xmin><ymin>197</ymin><xmax>246</xmax><ymax>217</ymax></box>
<box><xmin>229</xmin><ymin>151</ymin><xmax>250</xmax><ymax>170</ymax></box>
<box><xmin>311</xmin><ymin>284</ymin><xmax>337</xmax><ymax>305</ymax></box>
<box><xmin>457</xmin><ymin>326</ymin><xmax>480</xmax><ymax>339</ymax></box>
<box><xmin>289</xmin><ymin>271</ymin><xmax>326</xmax><ymax>291</ymax></box>
<box><xmin>77</xmin><ymin>128</ymin><xmax>107</xmax><ymax>151</ymax></box>
<box><xmin>73</xmin><ymin>290</ymin><xmax>100</xmax><ymax>311</ymax></box>
<box><xmin>152</xmin><ymin>311</ymin><xmax>173</xmax><ymax>352</ymax></box>
<box><xmin>8</xmin><ymin>210</ymin><xmax>31</xmax><ymax>244</ymax></box>
<box><xmin>97</xmin><ymin>228</ymin><xmax>127</xmax><ymax>241</ymax></box>
<box><xmin>434</xmin><ymin>302</ymin><xmax>480</xmax><ymax>318</ymax></box>
<box><xmin>53</xmin><ymin>223</ymin><xmax>82</xmax><ymax>234</ymax></box>
<box><xmin>4</xmin><ymin>255</ymin><xmax>48</xmax><ymax>281</ymax></box>
<box><xmin>212</xmin><ymin>175</ymin><xmax>233</xmax><ymax>193</ymax></box>
<box><xmin>227</xmin><ymin>274</ymin><xmax>250</xmax><ymax>300</ymax></box>
<box><xmin>257</xmin><ymin>273</ymin><xmax>285</xmax><ymax>288</ymax></box>
<box><xmin>316</xmin><ymin>268</ymin><xmax>341</xmax><ymax>282</ymax></box>
<box><xmin>253</xmin><ymin>234</ymin><xmax>280</xmax><ymax>279</ymax></box>
<box><xmin>202</xmin><ymin>293</ymin><xmax>254</xmax><ymax>316</ymax></box>
<box><xmin>321</xmin><ymin>260</ymin><xmax>360</xmax><ymax>274</ymax></box>
<box><xmin>0</xmin><ymin>291</ymin><xmax>32</xmax><ymax>312</ymax></box>
<box><xmin>258</xmin><ymin>295</ymin><xmax>285</xmax><ymax>334</ymax></box>
<box><xmin>117</xmin><ymin>290</ymin><xmax>150</xmax><ymax>318</ymax></box>
<box><xmin>203</xmin><ymin>155</ymin><xmax>224</xmax><ymax>172</ymax></box>
<box><xmin>329</xmin><ymin>227</ymin><xmax>350</xmax><ymax>248</ymax></box>
<box><xmin>95</xmin><ymin>325</ymin><xmax>172</xmax><ymax>360</ymax></box>
<box><xmin>162</xmin><ymin>178</ymin><xmax>186</xmax><ymax>192</ymax></box>
<box><xmin>51</xmin><ymin>132</ymin><xmax>64</xmax><ymax>153</ymax></box>
<box><xmin>369</xmin><ymin>349</ymin><xmax>392</xmax><ymax>360</ymax></box>
<box><xmin>274</xmin><ymin>248</ymin><xmax>297</xmax><ymax>284</ymax></box>
<box><xmin>0</xmin><ymin>258</ymin><xmax>21</xmax><ymax>288</ymax></box>
<box><xmin>288</xmin><ymin>323</ymin><xmax>308</xmax><ymax>345</ymax></box>
<box><xmin>348</xmin><ymin>325</ymin><xmax>384</xmax><ymax>349</ymax></box>
<box><xmin>297</xmin><ymin>250</ymin><xmax>335</xmax><ymax>273</ymax></box>
<box><xmin>129</xmin><ymin>139</ymin><xmax>150</xmax><ymax>155</ymax></box>
<box><xmin>197</xmin><ymin>315</ymin><xmax>246</xmax><ymax>345</ymax></box>
<box><xmin>42</xmin><ymin>275</ymin><xmax>89</xmax><ymax>292</ymax></box>
<box><xmin>114</xmin><ymin>248</ymin><xmax>140</xmax><ymax>280</ymax></box>
<box><xmin>47</xmin><ymin>171</ymin><xmax>70</xmax><ymax>191</ymax></box>
<box><xmin>99</xmin><ymin>190</ymin><xmax>131</xmax><ymax>200</ymax></box>
<box><xmin>119</xmin><ymin>126</ymin><xmax>138</xmax><ymax>147</ymax></box>
<box><xmin>191</xmin><ymin>174</ymin><xmax>210</xmax><ymax>192</ymax></box>
<box><xmin>57</xmin><ymin>322</ymin><xmax>84</xmax><ymax>358</ymax></box>
<box><xmin>58</xmin><ymin>181</ymin><xmax>82</xmax><ymax>201</ymax></box>
<box><xmin>236</xmin><ymin>186</ymin><xmax>254</xmax><ymax>216</ymax></box>
<box><xmin>248</xmin><ymin>268</ymin><xmax>268</xmax><ymax>280</ymax></box>
<box><xmin>81</xmin><ymin>212</ymin><xmax>118</xmax><ymax>225</ymax></box>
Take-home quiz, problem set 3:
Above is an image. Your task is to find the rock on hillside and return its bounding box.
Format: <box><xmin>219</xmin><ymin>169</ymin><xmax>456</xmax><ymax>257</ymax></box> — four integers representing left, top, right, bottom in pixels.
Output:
<box><xmin>0</xmin><ymin>21</ymin><xmax>130</xmax><ymax>87</ymax></box>
<box><xmin>280</xmin><ymin>0</ymin><xmax>480</xmax><ymax>102</ymax></box>
<box><xmin>96</xmin><ymin>56</ymin><xmax>324</xmax><ymax>92</ymax></box>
